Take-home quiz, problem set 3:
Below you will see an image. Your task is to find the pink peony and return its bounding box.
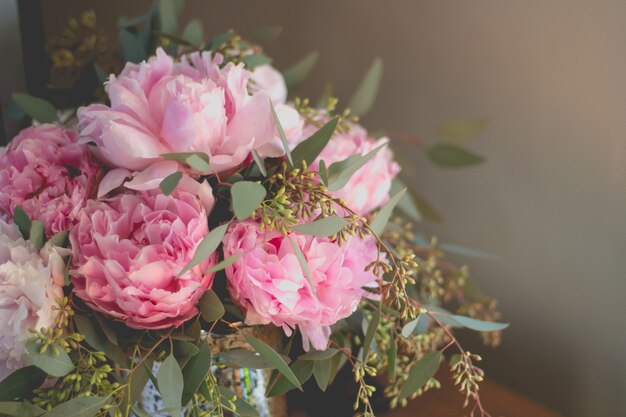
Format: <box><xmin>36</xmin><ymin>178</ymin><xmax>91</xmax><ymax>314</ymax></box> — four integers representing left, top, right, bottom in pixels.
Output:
<box><xmin>69</xmin><ymin>190</ymin><xmax>216</xmax><ymax>329</ymax></box>
<box><xmin>0</xmin><ymin>125</ymin><xmax>101</xmax><ymax>236</ymax></box>
<box><xmin>222</xmin><ymin>221</ymin><xmax>380</xmax><ymax>350</ymax></box>
<box><xmin>292</xmin><ymin>122</ymin><xmax>400</xmax><ymax>215</ymax></box>
<box><xmin>78</xmin><ymin>48</ymin><xmax>301</xmax><ymax>195</ymax></box>
<box><xmin>250</xmin><ymin>64</ymin><xmax>288</xmax><ymax>104</ymax></box>
<box><xmin>0</xmin><ymin>220</ymin><xmax>67</xmax><ymax>381</ymax></box>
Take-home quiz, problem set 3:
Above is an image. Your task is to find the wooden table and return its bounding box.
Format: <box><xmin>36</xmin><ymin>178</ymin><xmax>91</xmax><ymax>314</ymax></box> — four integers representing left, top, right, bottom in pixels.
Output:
<box><xmin>382</xmin><ymin>374</ymin><xmax>562</xmax><ymax>417</ymax></box>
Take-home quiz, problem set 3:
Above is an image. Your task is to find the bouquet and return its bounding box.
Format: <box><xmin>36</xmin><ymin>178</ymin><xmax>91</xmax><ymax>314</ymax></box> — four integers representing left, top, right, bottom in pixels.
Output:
<box><xmin>0</xmin><ymin>4</ymin><xmax>506</xmax><ymax>417</ymax></box>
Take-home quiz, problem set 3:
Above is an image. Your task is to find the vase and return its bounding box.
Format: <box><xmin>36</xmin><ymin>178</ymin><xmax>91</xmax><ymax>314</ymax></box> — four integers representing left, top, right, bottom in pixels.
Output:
<box><xmin>136</xmin><ymin>327</ymin><xmax>288</xmax><ymax>417</ymax></box>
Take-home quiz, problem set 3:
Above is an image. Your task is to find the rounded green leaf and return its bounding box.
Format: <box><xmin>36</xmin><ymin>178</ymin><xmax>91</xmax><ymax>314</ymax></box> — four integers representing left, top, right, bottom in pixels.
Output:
<box><xmin>290</xmin><ymin>216</ymin><xmax>348</xmax><ymax>237</ymax></box>
<box><xmin>43</xmin><ymin>395</ymin><xmax>109</xmax><ymax>417</ymax></box>
<box><xmin>25</xmin><ymin>340</ymin><xmax>74</xmax><ymax>377</ymax></box>
<box><xmin>283</xmin><ymin>51</ymin><xmax>319</xmax><ymax>92</ymax></box>
<box><xmin>157</xmin><ymin>354</ymin><xmax>184</xmax><ymax>411</ymax></box>
<box><xmin>398</xmin><ymin>350</ymin><xmax>442</xmax><ymax>400</ymax></box>
<box><xmin>0</xmin><ymin>366</ymin><xmax>46</xmax><ymax>401</ymax></box>
<box><xmin>12</xmin><ymin>93</ymin><xmax>57</xmax><ymax>123</ymax></box>
<box><xmin>426</xmin><ymin>143</ymin><xmax>485</xmax><ymax>168</ymax></box>
<box><xmin>244</xmin><ymin>334</ymin><xmax>302</xmax><ymax>391</ymax></box>
<box><xmin>231</xmin><ymin>181</ymin><xmax>267</xmax><ymax>220</ymax></box>
<box><xmin>198</xmin><ymin>290</ymin><xmax>225</xmax><ymax>322</ymax></box>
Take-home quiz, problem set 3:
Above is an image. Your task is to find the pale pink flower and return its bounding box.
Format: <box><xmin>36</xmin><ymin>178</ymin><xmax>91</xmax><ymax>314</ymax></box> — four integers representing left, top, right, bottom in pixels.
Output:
<box><xmin>251</xmin><ymin>64</ymin><xmax>288</xmax><ymax>104</ymax></box>
<box><xmin>0</xmin><ymin>220</ymin><xmax>66</xmax><ymax>381</ymax></box>
<box><xmin>78</xmin><ymin>49</ymin><xmax>301</xmax><ymax>195</ymax></box>
<box><xmin>306</xmin><ymin>123</ymin><xmax>400</xmax><ymax>215</ymax></box>
<box><xmin>223</xmin><ymin>221</ymin><xmax>380</xmax><ymax>351</ymax></box>
<box><xmin>69</xmin><ymin>191</ymin><xmax>216</xmax><ymax>329</ymax></box>
<box><xmin>0</xmin><ymin>125</ymin><xmax>101</xmax><ymax>236</ymax></box>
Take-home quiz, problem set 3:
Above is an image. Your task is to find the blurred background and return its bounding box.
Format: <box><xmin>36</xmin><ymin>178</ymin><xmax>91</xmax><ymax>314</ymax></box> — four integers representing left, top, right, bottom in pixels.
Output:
<box><xmin>2</xmin><ymin>1</ymin><xmax>626</xmax><ymax>416</ymax></box>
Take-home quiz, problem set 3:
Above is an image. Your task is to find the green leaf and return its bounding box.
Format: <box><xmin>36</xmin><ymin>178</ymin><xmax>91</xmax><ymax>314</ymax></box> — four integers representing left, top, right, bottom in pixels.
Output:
<box><xmin>74</xmin><ymin>315</ymin><xmax>128</xmax><ymax>366</ymax></box>
<box><xmin>0</xmin><ymin>402</ymin><xmax>44</xmax><ymax>417</ymax></box>
<box><xmin>231</xmin><ymin>181</ymin><xmax>267</xmax><ymax>220</ymax></box>
<box><xmin>157</xmin><ymin>354</ymin><xmax>184</xmax><ymax>411</ymax></box>
<box><xmin>219</xmin><ymin>349</ymin><xmax>290</xmax><ymax>369</ymax></box>
<box><xmin>120</xmin><ymin>358</ymin><xmax>153</xmax><ymax>414</ymax></box>
<box><xmin>198</xmin><ymin>290</ymin><xmax>225</xmax><ymax>322</ymax></box>
<box><xmin>29</xmin><ymin>220</ymin><xmax>45</xmax><ymax>250</ymax></box>
<box><xmin>391</xmin><ymin>178</ymin><xmax>421</xmax><ymax>222</ymax></box>
<box><xmin>11</xmin><ymin>93</ymin><xmax>57</xmax><ymax>123</ymax></box>
<box><xmin>250</xmin><ymin>150</ymin><xmax>267</xmax><ymax>176</ymax></box>
<box><xmin>290</xmin><ymin>216</ymin><xmax>347</xmax><ymax>237</ymax></box>
<box><xmin>158</xmin><ymin>0</ymin><xmax>179</xmax><ymax>34</ymax></box>
<box><xmin>181</xmin><ymin>342</ymin><xmax>212</xmax><ymax>405</ymax></box>
<box><xmin>401</xmin><ymin>316</ymin><xmax>421</xmax><ymax>338</ymax></box>
<box><xmin>244</xmin><ymin>334</ymin><xmax>302</xmax><ymax>391</ymax></box>
<box><xmin>318</xmin><ymin>160</ymin><xmax>329</xmax><ymax>186</ymax></box>
<box><xmin>159</xmin><ymin>172</ymin><xmax>182</xmax><ymax>196</ymax></box>
<box><xmin>288</xmin><ymin>237</ymin><xmax>317</xmax><ymax>299</ymax></box>
<box><xmin>283</xmin><ymin>51</ymin><xmax>319</xmax><ymax>92</ymax></box>
<box><xmin>327</xmin><ymin>144</ymin><xmax>385</xmax><ymax>191</ymax></box>
<box><xmin>25</xmin><ymin>340</ymin><xmax>74</xmax><ymax>377</ymax></box>
<box><xmin>209</xmin><ymin>31</ymin><xmax>234</xmax><ymax>50</ymax></box>
<box><xmin>437</xmin><ymin>119</ymin><xmax>487</xmax><ymax>143</ymax></box>
<box><xmin>48</xmin><ymin>230</ymin><xmax>69</xmax><ymax>248</ymax></box>
<box><xmin>313</xmin><ymin>357</ymin><xmax>333</xmax><ymax>392</ymax></box>
<box><xmin>398</xmin><ymin>351</ymin><xmax>442</xmax><ymax>400</ymax></box>
<box><xmin>445</xmin><ymin>314</ymin><xmax>509</xmax><ymax>332</ymax></box>
<box><xmin>247</xmin><ymin>26</ymin><xmax>282</xmax><ymax>43</ymax></box>
<box><xmin>406</xmin><ymin>188</ymin><xmax>442</xmax><ymax>223</ymax></box>
<box><xmin>161</xmin><ymin>152</ymin><xmax>212</xmax><ymax>171</ymax></box>
<box><xmin>439</xmin><ymin>243</ymin><xmax>496</xmax><ymax>260</ymax></box>
<box><xmin>0</xmin><ymin>366</ymin><xmax>46</xmax><ymax>401</ymax></box>
<box><xmin>426</xmin><ymin>143</ymin><xmax>485</xmax><ymax>168</ymax></box>
<box><xmin>43</xmin><ymin>395</ymin><xmax>109</xmax><ymax>417</ymax></box>
<box><xmin>241</xmin><ymin>53</ymin><xmax>273</xmax><ymax>69</ymax></box>
<box><xmin>173</xmin><ymin>340</ymin><xmax>199</xmax><ymax>358</ymax></box>
<box><xmin>369</xmin><ymin>188</ymin><xmax>406</xmax><ymax>236</ymax></box>
<box><xmin>290</xmin><ymin>117</ymin><xmax>338</xmax><ymax>167</ymax></box>
<box><xmin>387</xmin><ymin>337</ymin><xmax>397</xmax><ymax>382</ymax></box>
<box><xmin>119</xmin><ymin>30</ymin><xmax>145</xmax><ymax>63</ymax></box>
<box><xmin>360</xmin><ymin>309</ymin><xmax>380</xmax><ymax>360</ymax></box>
<box><xmin>205</xmin><ymin>253</ymin><xmax>241</xmax><ymax>274</ymax></box>
<box><xmin>270</xmin><ymin>101</ymin><xmax>292</xmax><ymax>165</ymax></box>
<box><xmin>266</xmin><ymin>360</ymin><xmax>313</xmax><ymax>397</ymax></box>
<box><xmin>348</xmin><ymin>58</ymin><xmax>383</xmax><ymax>117</ymax></box>
<box><xmin>217</xmin><ymin>387</ymin><xmax>260</xmax><ymax>416</ymax></box>
<box><xmin>178</xmin><ymin>222</ymin><xmax>229</xmax><ymax>276</ymax></box>
<box><xmin>93</xmin><ymin>63</ymin><xmax>107</xmax><ymax>83</ymax></box>
<box><xmin>297</xmin><ymin>348</ymin><xmax>339</xmax><ymax>361</ymax></box>
<box><xmin>182</xmin><ymin>19</ymin><xmax>203</xmax><ymax>45</ymax></box>
<box><xmin>13</xmin><ymin>206</ymin><xmax>31</xmax><ymax>239</ymax></box>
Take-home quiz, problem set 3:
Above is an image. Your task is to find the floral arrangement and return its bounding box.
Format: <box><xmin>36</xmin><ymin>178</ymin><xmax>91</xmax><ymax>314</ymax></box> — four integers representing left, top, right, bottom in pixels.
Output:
<box><xmin>0</xmin><ymin>3</ymin><xmax>505</xmax><ymax>417</ymax></box>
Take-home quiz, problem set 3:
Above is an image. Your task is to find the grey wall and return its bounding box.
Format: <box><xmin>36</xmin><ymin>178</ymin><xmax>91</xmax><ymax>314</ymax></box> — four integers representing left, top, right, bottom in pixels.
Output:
<box><xmin>17</xmin><ymin>1</ymin><xmax>626</xmax><ymax>416</ymax></box>
<box><xmin>0</xmin><ymin>0</ymin><xmax>24</xmax><ymax>138</ymax></box>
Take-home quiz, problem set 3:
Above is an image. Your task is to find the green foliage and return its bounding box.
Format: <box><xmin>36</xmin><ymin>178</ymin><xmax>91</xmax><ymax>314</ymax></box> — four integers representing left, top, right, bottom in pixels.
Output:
<box><xmin>43</xmin><ymin>395</ymin><xmax>109</xmax><ymax>417</ymax></box>
<box><xmin>283</xmin><ymin>51</ymin><xmax>319</xmax><ymax>91</ymax></box>
<box><xmin>157</xmin><ymin>354</ymin><xmax>184</xmax><ymax>411</ymax></box>
<box><xmin>426</xmin><ymin>143</ymin><xmax>485</xmax><ymax>168</ymax></box>
<box><xmin>178</xmin><ymin>222</ymin><xmax>229</xmax><ymax>276</ymax></box>
<box><xmin>0</xmin><ymin>366</ymin><xmax>46</xmax><ymax>402</ymax></box>
<box><xmin>290</xmin><ymin>117</ymin><xmax>338</xmax><ymax>167</ymax></box>
<box><xmin>205</xmin><ymin>253</ymin><xmax>241</xmax><ymax>273</ymax></box>
<box><xmin>181</xmin><ymin>342</ymin><xmax>212</xmax><ymax>406</ymax></box>
<box><xmin>437</xmin><ymin>119</ymin><xmax>487</xmax><ymax>143</ymax></box>
<box><xmin>161</xmin><ymin>152</ymin><xmax>212</xmax><ymax>171</ymax></box>
<box><xmin>271</xmin><ymin>101</ymin><xmax>292</xmax><ymax>165</ymax></box>
<box><xmin>266</xmin><ymin>360</ymin><xmax>314</xmax><ymax>397</ymax></box>
<box><xmin>11</xmin><ymin>93</ymin><xmax>57</xmax><ymax>123</ymax></box>
<box><xmin>182</xmin><ymin>19</ymin><xmax>203</xmax><ymax>45</ymax></box>
<box><xmin>159</xmin><ymin>171</ymin><xmax>183</xmax><ymax>196</ymax></box>
<box><xmin>119</xmin><ymin>30</ymin><xmax>145</xmax><ymax>63</ymax></box>
<box><xmin>244</xmin><ymin>334</ymin><xmax>302</xmax><ymax>391</ymax></box>
<box><xmin>13</xmin><ymin>206</ymin><xmax>32</xmax><ymax>239</ymax></box>
<box><xmin>29</xmin><ymin>221</ymin><xmax>45</xmax><ymax>250</ymax></box>
<box><xmin>398</xmin><ymin>351</ymin><xmax>442</xmax><ymax>400</ymax></box>
<box><xmin>0</xmin><ymin>402</ymin><xmax>45</xmax><ymax>417</ymax></box>
<box><xmin>246</xmin><ymin>26</ymin><xmax>282</xmax><ymax>43</ymax></box>
<box><xmin>219</xmin><ymin>349</ymin><xmax>290</xmax><ymax>369</ymax></box>
<box><xmin>198</xmin><ymin>290</ymin><xmax>225</xmax><ymax>322</ymax></box>
<box><xmin>327</xmin><ymin>144</ymin><xmax>385</xmax><ymax>191</ymax></box>
<box><xmin>231</xmin><ymin>181</ymin><xmax>267</xmax><ymax>220</ymax></box>
<box><xmin>25</xmin><ymin>340</ymin><xmax>74</xmax><ymax>377</ymax></box>
<box><xmin>369</xmin><ymin>188</ymin><xmax>406</xmax><ymax>236</ymax></box>
<box><xmin>290</xmin><ymin>215</ymin><xmax>348</xmax><ymax>237</ymax></box>
<box><xmin>348</xmin><ymin>58</ymin><xmax>383</xmax><ymax>117</ymax></box>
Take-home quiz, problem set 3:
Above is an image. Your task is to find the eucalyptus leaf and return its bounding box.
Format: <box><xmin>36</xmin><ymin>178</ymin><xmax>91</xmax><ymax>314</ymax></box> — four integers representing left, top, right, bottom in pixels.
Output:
<box><xmin>387</xmin><ymin>337</ymin><xmax>397</xmax><ymax>382</ymax></box>
<box><xmin>241</xmin><ymin>53</ymin><xmax>272</xmax><ymax>69</ymax></box>
<box><xmin>198</xmin><ymin>290</ymin><xmax>225</xmax><ymax>322</ymax></box>
<box><xmin>290</xmin><ymin>216</ymin><xmax>347</xmax><ymax>237</ymax></box>
<box><xmin>348</xmin><ymin>57</ymin><xmax>383</xmax><ymax>117</ymax></box>
<box><xmin>161</xmin><ymin>152</ymin><xmax>211</xmax><ymax>171</ymax></box>
<box><xmin>178</xmin><ymin>222</ymin><xmax>229</xmax><ymax>276</ymax></box>
<box><xmin>160</xmin><ymin>172</ymin><xmax>182</xmax><ymax>196</ymax></box>
<box><xmin>266</xmin><ymin>360</ymin><xmax>313</xmax><ymax>397</ymax></box>
<box><xmin>94</xmin><ymin>63</ymin><xmax>107</xmax><ymax>83</ymax></box>
<box><xmin>158</xmin><ymin>0</ymin><xmax>179</xmax><ymax>34</ymax></box>
<box><xmin>391</xmin><ymin>178</ymin><xmax>422</xmax><ymax>222</ymax></box>
<box><xmin>48</xmin><ymin>230</ymin><xmax>69</xmax><ymax>248</ymax></box>
<box><xmin>398</xmin><ymin>351</ymin><xmax>442</xmax><ymax>400</ymax></box>
<box><xmin>44</xmin><ymin>395</ymin><xmax>109</xmax><ymax>417</ymax></box>
<box><xmin>182</xmin><ymin>19</ymin><xmax>203</xmax><ymax>45</ymax></box>
<box><xmin>29</xmin><ymin>221</ymin><xmax>45</xmax><ymax>250</ymax></box>
<box><xmin>297</xmin><ymin>348</ymin><xmax>338</xmax><ymax>361</ymax></box>
<box><xmin>283</xmin><ymin>51</ymin><xmax>319</xmax><ymax>91</ymax></box>
<box><xmin>401</xmin><ymin>316</ymin><xmax>421</xmax><ymax>338</ymax></box>
<box><xmin>446</xmin><ymin>314</ymin><xmax>509</xmax><ymax>332</ymax></box>
<box><xmin>205</xmin><ymin>253</ymin><xmax>241</xmax><ymax>273</ymax></box>
<box><xmin>173</xmin><ymin>340</ymin><xmax>200</xmax><ymax>358</ymax></box>
<box><xmin>288</xmin><ymin>237</ymin><xmax>317</xmax><ymax>299</ymax></box>
<box><xmin>217</xmin><ymin>386</ymin><xmax>260</xmax><ymax>416</ymax></box>
<box><xmin>360</xmin><ymin>309</ymin><xmax>380</xmax><ymax>361</ymax></box>
<box><xmin>437</xmin><ymin>119</ymin><xmax>487</xmax><ymax>143</ymax></box>
<box><xmin>439</xmin><ymin>243</ymin><xmax>497</xmax><ymax>260</ymax></box>
<box><xmin>313</xmin><ymin>357</ymin><xmax>333</xmax><ymax>392</ymax></box>
<box><xmin>318</xmin><ymin>160</ymin><xmax>329</xmax><ymax>186</ymax></box>
<box><xmin>0</xmin><ymin>366</ymin><xmax>46</xmax><ymax>401</ymax></box>
<box><xmin>231</xmin><ymin>181</ymin><xmax>266</xmax><ymax>220</ymax></box>
<box><xmin>181</xmin><ymin>342</ymin><xmax>211</xmax><ymax>405</ymax></box>
<box><xmin>244</xmin><ymin>334</ymin><xmax>302</xmax><ymax>391</ymax></box>
<box><xmin>119</xmin><ymin>30</ymin><xmax>145</xmax><ymax>63</ymax></box>
<box><xmin>270</xmin><ymin>101</ymin><xmax>292</xmax><ymax>165</ymax></box>
<box><xmin>369</xmin><ymin>188</ymin><xmax>406</xmax><ymax>236</ymax></box>
<box><xmin>74</xmin><ymin>315</ymin><xmax>128</xmax><ymax>366</ymax></box>
<box><xmin>327</xmin><ymin>144</ymin><xmax>385</xmax><ymax>191</ymax></box>
<box><xmin>209</xmin><ymin>31</ymin><xmax>234</xmax><ymax>50</ymax></box>
<box><xmin>290</xmin><ymin>117</ymin><xmax>338</xmax><ymax>167</ymax></box>
<box><xmin>250</xmin><ymin>150</ymin><xmax>267</xmax><ymax>176</ymax></box>
<box><xmin>0</xmin><ymin>402</ymin><xmax>44</xmax><ymax>417</ymax></box>
<box><xmin>406</xmin><ymin>187</ymin><xmax>442</xmax><ymax>223</ymax></box>
<box><xmin>25</xmin><ymin>340</ymin><xmax>74</xmax><ymax>377</ymax></box>
<box><xmin>13</xmin><ymin>206</ymin><xmax>31</xmax><ymax>239</ymax></box>
<box><xmin>11</xmin><ymin>93</ymin><xmax>57</xmax><ymax>123</ymax></box>
<box><xmin>426</xmin><ymin>143</ymin><xmax>485</xmax><ymax>168</ymax></box>
<box><xmin>157</xmin><ymin>354</ymin><xmax>184</xmax><ymax>411</ymax></box>
<box><xmin>220</xmin><ymin>349</ymin><xmax>290</xmax><ymax>369</ymax></box>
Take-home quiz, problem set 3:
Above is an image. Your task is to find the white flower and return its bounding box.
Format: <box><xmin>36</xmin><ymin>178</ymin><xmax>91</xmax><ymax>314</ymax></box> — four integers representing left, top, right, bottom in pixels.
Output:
<box><xmin>0</xmin><ymin>220</ymin><xmax>66</xmax><ymax>381</ymax></box>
